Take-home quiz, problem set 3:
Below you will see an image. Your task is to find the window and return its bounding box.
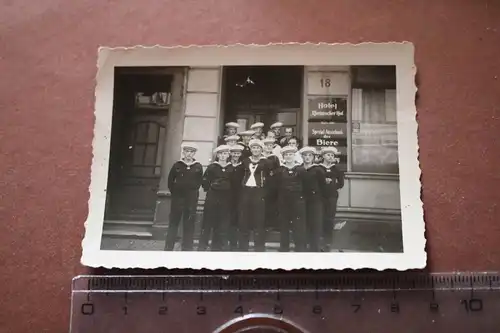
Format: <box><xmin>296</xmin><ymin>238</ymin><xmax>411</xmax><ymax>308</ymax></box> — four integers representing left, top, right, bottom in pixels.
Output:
<box><xmin>350</xmin><ymin>66</ymin><xmax>398</xmax><ymax>174</ymax></box>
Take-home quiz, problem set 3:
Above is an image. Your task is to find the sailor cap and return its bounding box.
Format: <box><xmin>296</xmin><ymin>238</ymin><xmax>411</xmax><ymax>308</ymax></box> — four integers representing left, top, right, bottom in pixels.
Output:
<box><xmin>225</xmin><ymin>122</ymin><xmax>240</xmax><ymax>128</ymax></box>
<box><xmin>214</xmin><ymin>145</ymin><xmax>231</xmax><ymax>154</ymax></box>
<box><xmin>262</xmin><ymin>137</ymin><xmax>276</xmax><ymax>145</ymax></box>
<box><xmin>270</xmin><ymin>122</ymin><xmax>283</xmax><ymax>129</ymax></box>
<box><xmin>224</xmin><ymin>135</ymin><xmax>240</xmax><ymax>142</ymax></box>
<box><xmin>250</xmin><ymin>122</ymin><xmax>265</xmax><ymax>129</ymax></box>
<box><xmin>299</xmin><ymin>146</ymin><xmax>316</xmax><ymax>155</ymax></box>
<box><xmin>230</xmin><ymin>144</ymin><xmax>244</xmax><ymax>152</ymax></box>
<box><xmin>248</xmin><ymin>139</ymin><xmax>264</xmax><ymax>149</ymax></box>
<box><xmin>181</xmin><ymin>142</ymin><xmax>198</xmax><ymax>151</ymax></box>
<box><xmin>281</xmin><ymin>145</ymin><xmax>298</xmax><ymax>155</ymax></box>
<box><xmin>239</xmin><ymin>130</ymin><xmax>255</xmax><ymax>136</ymax></box>
<box><xmin>321</xmin><ymin>147</ymin><xmax>340</xmax><ymax>155</ymax></box>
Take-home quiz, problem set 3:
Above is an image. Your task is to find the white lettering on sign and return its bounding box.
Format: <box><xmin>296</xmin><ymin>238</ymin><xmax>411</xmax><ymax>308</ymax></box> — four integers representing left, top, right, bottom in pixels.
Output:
<box><xmin>311</xmin><ymin>128</ymin><xmax>344</xmax><ymax>136</ymax></box>
<box><xmin>311</xmin><ymin>110</ymin><xmax>344</xmax><ymax>117</ymax></box>
<box><xmin>318</xmin><ymin>102</ymin><xmax>338</xmax><ymax>110</ymax></box>
<box><xmin>316</xmin><ymin>138</ymin><xmax>339</xmax><ymax>146</ymax></box>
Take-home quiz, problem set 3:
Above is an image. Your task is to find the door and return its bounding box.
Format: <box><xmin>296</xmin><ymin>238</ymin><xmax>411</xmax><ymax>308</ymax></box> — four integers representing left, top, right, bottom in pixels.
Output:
<box><xmin>105</xmin><ymin>73</ymin><xmax>172</xmax><ymax>221</ymax></box>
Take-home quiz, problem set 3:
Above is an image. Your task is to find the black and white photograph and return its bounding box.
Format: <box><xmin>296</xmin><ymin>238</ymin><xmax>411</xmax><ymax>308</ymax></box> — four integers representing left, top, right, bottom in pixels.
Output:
<box><xmin>82</xmin><ymin>43</ymin><xmax>425</xmax><ymax>270</ymax></box>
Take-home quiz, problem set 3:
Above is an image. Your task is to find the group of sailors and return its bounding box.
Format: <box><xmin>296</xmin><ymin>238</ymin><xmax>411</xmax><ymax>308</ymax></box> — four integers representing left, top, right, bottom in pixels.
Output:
<box><xmin>164</xmin><ymin>121</ymin><xmax>345</xmax><ymax>252</ymax></box>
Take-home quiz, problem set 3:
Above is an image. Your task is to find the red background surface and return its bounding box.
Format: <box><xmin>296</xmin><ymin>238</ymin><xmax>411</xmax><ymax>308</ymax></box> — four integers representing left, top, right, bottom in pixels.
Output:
<box><xmin>1</xmin><ymin>0</ymin><xmax>500</xmax><ymax>331</ymax></box>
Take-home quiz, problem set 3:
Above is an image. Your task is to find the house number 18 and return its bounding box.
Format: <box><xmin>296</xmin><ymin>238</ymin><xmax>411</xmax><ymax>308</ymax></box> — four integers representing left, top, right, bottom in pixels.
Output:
<box><xmin>320</xmin><ymin>78</ymin><xmax>331</xmax><ymax>88</ymax></box>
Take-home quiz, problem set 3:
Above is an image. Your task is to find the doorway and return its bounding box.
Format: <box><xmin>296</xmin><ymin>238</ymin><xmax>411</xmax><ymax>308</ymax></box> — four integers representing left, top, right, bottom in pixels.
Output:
<box><xmin>221</xmin><ymin>66</ymin><xmax>303</xmax><ymax>139</ymax></box>
<box><xmin>104</xmin><ymin>69</ymin><xmax>171</xmax><ymax>221</ymax></box>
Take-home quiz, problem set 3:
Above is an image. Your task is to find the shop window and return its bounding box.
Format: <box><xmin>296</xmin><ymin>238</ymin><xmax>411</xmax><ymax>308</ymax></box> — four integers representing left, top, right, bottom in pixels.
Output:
<box><xmin>351</xmin><ymin>66</ymin><xmax>398</xmax><ymax>174</ymax></box>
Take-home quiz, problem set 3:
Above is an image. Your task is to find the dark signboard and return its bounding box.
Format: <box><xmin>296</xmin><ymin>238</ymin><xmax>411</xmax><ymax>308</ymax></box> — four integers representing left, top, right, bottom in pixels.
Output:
<box><xmin>308</xmin><ymin>97</ymin><xmax>347</xmax><ymax>122</ymax></box>
<box><xmin>308</xmin><ymin>122</ymin><xmax>347</xmax><ymax>138</ymax></box>
<box><xmin>307</xmin><ymin>137</ymin><xmax>347</xmax><ymax>148</ymax></box>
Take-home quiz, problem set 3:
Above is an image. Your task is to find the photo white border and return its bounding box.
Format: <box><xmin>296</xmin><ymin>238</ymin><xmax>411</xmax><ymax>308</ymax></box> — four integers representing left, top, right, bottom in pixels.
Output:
<box><xmin>81</xmin><ymin>42</ymin><xmax>425</xmax><ymax>270</ymax></box>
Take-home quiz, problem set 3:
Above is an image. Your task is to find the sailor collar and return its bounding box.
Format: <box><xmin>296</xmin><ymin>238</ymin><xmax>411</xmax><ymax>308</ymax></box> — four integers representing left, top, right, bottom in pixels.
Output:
<box><xmin>248</xmin><ymin>156</ymin><xmax>265</xmax><ymax>163</ymax></box>
<box><xmin>281</xmin><ymin>162</ymin><xmax>300</xmax><ymax>170</ymax></box>
<box><xmin>320</xmin><ymin>163</ymin><xmax>336</xmax><ymax>171</ymax></box>
<box><xmin>180</xmin><ymin>159</ymin><xmax>198</xmax><ymax>167</ymax></box>
<box><xmin>303</xmin><ymin>163</ymin><xmax>319</xmax><ymax>170</ymax></box>
<box><xmin>213</xmin><ymin>161</ymin><xmax>231</xmax><ymax>169</ymax></box>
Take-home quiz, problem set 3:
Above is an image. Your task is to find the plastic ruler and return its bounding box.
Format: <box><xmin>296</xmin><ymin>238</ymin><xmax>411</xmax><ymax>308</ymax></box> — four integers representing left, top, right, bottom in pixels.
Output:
<box><xmin>70</xmin><ymin>273</ymin><xmax>500</xmax><ymax>332</ymax></box>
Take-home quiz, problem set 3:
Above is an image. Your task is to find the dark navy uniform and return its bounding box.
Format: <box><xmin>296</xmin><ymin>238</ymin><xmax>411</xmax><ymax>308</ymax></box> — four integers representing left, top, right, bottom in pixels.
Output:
<box><xmin>319</xmin><ymin>163</ymin><xmax>345</xmax><ymax>251</ymax></box>
<box><xmin>264</xmin><ymin>153</ymin><xmax>281</xmax><ymax>231</ymax></box>
<box><xmin>229</xmin><ymin>161</ymin><xmax>245</xmax><ymax>251</ymax></box>
<box><xmin>239</xmin><ymin>143</ymin><xmax>252</xmax><ymax>160</ymax></box>
<box><xmin>198</xmin><ymin>162</ymin><xmax>235</xmax><ymax>251</ymax></box>
<box><xmin>275</xmin><ymin>164</ymin><xmax>308</xmax><ymax>252</ymax></box>
<box><xmin>165</xmin><ymin>160</ymin><xmax>203</xmax><ymax>251</ymax></box>
<box><xmin>238</xmin><ymin>156</ymin><xmax>271</xmax><ymax>251</ymax></box>
<box><xmin>302</xmin><ymin>164</ymin><xmax>327</xmax><ymax>252</ymax></box>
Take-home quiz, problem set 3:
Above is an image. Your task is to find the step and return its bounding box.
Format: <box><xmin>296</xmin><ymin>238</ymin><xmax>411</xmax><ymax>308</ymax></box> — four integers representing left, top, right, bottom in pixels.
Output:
<box><xmin>103</xmin><ymin>220</ymin><xmax>154</xmax><ymax>235</ymax></box>
<box><xmin>102</xmin><ymin>230</ymin><xmax>153</xmax><ymax>239</ymax></box>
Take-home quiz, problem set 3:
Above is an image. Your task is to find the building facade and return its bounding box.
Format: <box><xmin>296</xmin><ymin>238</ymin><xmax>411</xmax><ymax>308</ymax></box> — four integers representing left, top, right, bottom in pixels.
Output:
<box><xmin>103</xmin><ymin>65</ymin><xmax>401</xmax><ymax>250</ymax></box>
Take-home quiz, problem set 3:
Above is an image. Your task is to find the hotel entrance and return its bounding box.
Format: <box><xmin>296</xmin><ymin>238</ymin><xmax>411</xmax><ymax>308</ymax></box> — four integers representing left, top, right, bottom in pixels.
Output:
<box><xmin>221</xmin><ymin>66</ymin><xmax>303</xmax><ymax>140</ymax></box>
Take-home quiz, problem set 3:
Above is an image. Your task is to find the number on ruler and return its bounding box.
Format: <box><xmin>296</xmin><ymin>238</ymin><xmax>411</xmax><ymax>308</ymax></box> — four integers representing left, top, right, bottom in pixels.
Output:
<box><xmin>390</xmin><ymin>301</ymin><xmax>400</xmax><ymax>313</ymax></box>
<box><xmin>461</xmin><ymin>299</ymin><xmax>483</xmax><ymax>312</ymax></box>
<box><xmin>80</xmin><ymin>303</ymin><xmax>94</xmax><ymax>315</ymax></box>
<box><xmin>320</xmin><ymin>78</ymin><xmax>331</xmax><ymax>88</ymax></box>
<box><xmin>312</xmin><ymin>305</ymin><xmax>322</xmax><ymax>314</ymax></box>
<box><xmin>429</xmin><ymin>302</ymin><xmax>439</xmax><ymax>312</ymax></box>
<box><xmin>234</xmin><ymin>305</ymin><xmax>243</xmax><ymax>315</ymax></box>
<box><xmin>196</xmin><ymin>306</ymin><xmax>207</xmax><ymax>315</ymax></box>
<box><xmin>351</xmin><ymin>304</ymin><xmax>361</xmax><ymax>313</ymax></box>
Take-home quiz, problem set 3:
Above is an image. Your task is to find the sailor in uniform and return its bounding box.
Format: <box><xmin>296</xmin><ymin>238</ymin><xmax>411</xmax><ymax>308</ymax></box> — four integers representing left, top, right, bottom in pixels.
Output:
<box><xmin>250</xmin><ymin>122</ymin><xmax>266</xmax><ymax>140</ymax></box>
<box><xmin>319</xmin><ymin>147</ymin><xmax>345</xmax><ymax>252</ymax></box>
<box><xmin>262</xmin><ymin>137</ymin><xmax>281</xmax><ymax>232</ymax></box>
<box><xmin>164</xmin><ymin>142</ymin><xmax>203</xmax><ymax>251</ymax></box>
<box><xmin>279</xmin><ymin>127</ymin><xmax>294</xmax><ymax>146</ymax></box>
<box><xmin>275</xmin><ymin>145</ymin><xmax>307</xmax><ymax>252</ymax></box>
<box><xmin>218</xmin><ymin>122</ymin><xmax>241</xmax><ymax>145</ymax></box>
<box><xmin>287</xmin><ymin>137</ymin><xmax>303</xmax><ymax>165</ymax></box>
<box><xmin>270</xmin><ymin>122</ymin><xmax>284</xmax><ymax>145</ymax></box>
<box><xmin>238</xmin><ymin>139</ymin><xmax>270</xmax><ymax>252</ymax></box>
<box><xmin>198</xmin><ymin>145</ymin><xmax>234</xmax><ymax>251</ymax></box>
<box><xmin>299</xmin><ymin>146</ymin><xmax>327</xmax><ymax>252</ymax></box>
<box><xmin>238</xmin><ymin>130</ymin><xmax>255</xmax><ymax>160</ymax></box>
<box><xmin>224</xmin><ymin>134</ymin><xmax>240</xmax><ymax>147</ymax></box>
<box><xmin>229</xmin><ymin>144</ymin><xmax>245</xmax><ymax>251</ymax></box>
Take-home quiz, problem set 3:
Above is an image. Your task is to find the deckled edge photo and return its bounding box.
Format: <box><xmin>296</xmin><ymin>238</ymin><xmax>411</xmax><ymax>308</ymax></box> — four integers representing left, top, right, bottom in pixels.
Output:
<box><xmin>81</xmin><ymin>42</ymin><xmax>426</xmax><ymax>270</ymax></box>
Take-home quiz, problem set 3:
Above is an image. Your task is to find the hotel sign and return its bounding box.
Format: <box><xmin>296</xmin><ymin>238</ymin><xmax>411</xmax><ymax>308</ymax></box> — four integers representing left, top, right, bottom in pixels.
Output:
<box><xmin>307</xmin><ymin>96</ymin><xmax>348</xmax><ymax>170</ymax></box>
<box><xmin>308</xmin><ymin>97</ymin><xmax>347</xmax><ymax>122</ymax></box>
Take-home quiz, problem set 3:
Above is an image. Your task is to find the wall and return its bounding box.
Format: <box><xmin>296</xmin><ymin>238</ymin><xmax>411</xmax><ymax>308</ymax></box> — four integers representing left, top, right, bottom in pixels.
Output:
<box><xmin>1</xmin><ymin>1</ymin><xmax>500</xmax><ymax>332</ymax></box>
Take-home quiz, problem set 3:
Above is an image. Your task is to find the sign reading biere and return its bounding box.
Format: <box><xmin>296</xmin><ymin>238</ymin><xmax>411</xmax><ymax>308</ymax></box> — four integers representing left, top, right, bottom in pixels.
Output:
<box><xmin>308</xmin><ymin>97</ymin><xmax>347</xmax><ymax>122</ymax></box>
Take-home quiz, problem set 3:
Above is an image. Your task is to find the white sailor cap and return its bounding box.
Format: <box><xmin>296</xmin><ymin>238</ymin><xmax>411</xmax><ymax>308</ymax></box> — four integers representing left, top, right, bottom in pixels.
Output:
<box><xmin>181</xmin><ymin>142</ymin><xmax>198</xmax><ymax>151</ymax></box>
<box><xmin>321</xmin><ymin>147</ymin><xmax>340</xmax><ymax>155</ymax></box>
<box><xmin>224</xmin><ymin>135</ymin><xmax>240</xmax><ymax>142</ymax></box>
<box><xmin>239</xmin><ymin>130</ymin><xmax>255</xmax><ymax>137</ymax></box>
<box><xmin>248</xmin><ymin>139</ymin><xmax>264</xmax><ymax>149</ymax></box>
<box><xmin>299</xmin><ymin>146</ymin><xmax>316</xmax><ymax>155</ymax></box>
<box><xmin>281</xmin><ymin>145</ymin><xmax>298</xmax><ymax>155</ymax></box>
<box><xmin>225</xmin><ymin>122</ymin><xmax>240</xmax><ymax>128</ymax></box>
<box><xmin>270</xmin><ymin>122</ymin><xmax>283</xmax><ymax>129</ymax></box>
<box><xmin>214</xmin><ymin>145</ymin><xmax>231</xmax><ymax>154</ymax></box>
<box><xmin>250</xmin><ymin>122</ymin><xmax>265</xmax><ymax>129</ymax></box>
<box><xmin>230</xmin><ymin>144</ymin><xmax>244</xmax><ymax>152</ymax></box>
<box><xmin>262</xmin><ymin>137</ymin><xmax>276</xmax><ymax>145</ymax></box>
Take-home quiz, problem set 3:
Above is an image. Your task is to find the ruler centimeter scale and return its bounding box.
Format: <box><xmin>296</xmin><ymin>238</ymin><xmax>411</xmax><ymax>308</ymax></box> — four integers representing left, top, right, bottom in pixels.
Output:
<box><xmin>71</xmin><ymin>273</ymin><xmax>500</xmax><ymax>333</ymax></box>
